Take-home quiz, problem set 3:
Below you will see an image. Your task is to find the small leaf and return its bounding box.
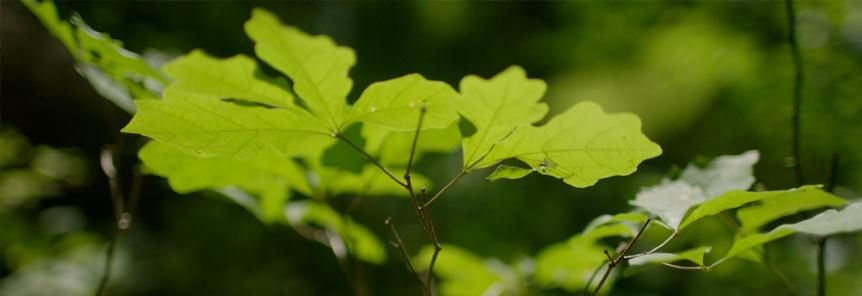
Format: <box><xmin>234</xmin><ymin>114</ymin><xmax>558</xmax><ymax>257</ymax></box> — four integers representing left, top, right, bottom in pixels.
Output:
<box><xmin>245</xmin><ymin>8</ymin><xmax>354</xmax><ymax>131</ymax></box>
<box><xmin>123</xmin><ymin>89</ymin><xmax>334</xmax><ymax>158</ymax></box>
<box><xmin>286</xmin><ymin>201</ymin><xmax>386</xmax><ymax>264</ymax></box>
<box><xmin>486</xmin><ymin>165</ymin><xmax>533</xmax><ymax>181</ymax></box>
<box><xmin>456</xmin><ymin>66</ymin><xmax>548</xmax><ymax>169</ymax></box>
<box><xmin>679</xmin><ymin>185</ymin><xmax>824</xmax><ymax>230</ymax></box>
<box><xmin>489</xmin><ymin>102</ymin><xmax>662</xmax><ymax>188</ymax></box>
<box><xmin>21</xmin><ymin>0</ymin><xmax>76</xmax><ymax>51</ymax></box>
<box><xmin>162</xmin><ymin>50</ymin><xmax>295</xmax><ymax>108</ymax></box>
<box><xmin>737</xmin><ymin>189</ymin><xmax>846</xmax><ymax>233</ymax></box>
<box><xmin>347</xmin><ymin>74</ymin><xmax>459</xmax><ymax>131</ymax></box>
<box><xmin>534</xmin><ymin>239</ymin><xmax>608</xmax><ymax>292</ymax></box>
<box><xmin>414</xmin><ymin>244</ymin><xmax>504</xmax><ymax>296</ymax></box>
<box><xmin>628</xmin><ymin>247</ymin><xmax>711</xmax><ymax>267</ymax></box>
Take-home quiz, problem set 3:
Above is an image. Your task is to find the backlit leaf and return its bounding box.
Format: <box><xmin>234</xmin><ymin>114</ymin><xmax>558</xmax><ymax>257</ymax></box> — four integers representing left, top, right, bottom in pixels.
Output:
<box><xmin>486</xmin><ymin>165</ymin><xmax>533</xmax><ymax>181</ymax></box>
<box><xmin>737</xmin><ymin>189</ymin><xmax>846</xmax><ymax>233</ymax></box>
<box><xmin>628</xmin><ymin>247</ymin><xmax>711</xmax><ymax>267</ymax></box>
<box><xmin>347</xmin><ymin>74</ymin><xmax>459</xmax><ymax>131</ymax></box>
<box><xmin>679</xmin><ymin>185</ymin><xmax>824</xmax><ymax>230</ymax></box>
<box><xmin>162</xmin><ymin>50</ymin><xmax>295</xmax><ymax>108</ymax></box>
<box><xmin>245</xmin><ymin>8</ymin><xmax>354</xmax><ymax>131</ymax></box>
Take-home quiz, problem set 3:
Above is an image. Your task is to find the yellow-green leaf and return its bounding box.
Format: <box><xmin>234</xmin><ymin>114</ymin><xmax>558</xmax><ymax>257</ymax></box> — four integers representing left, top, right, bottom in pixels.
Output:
<box><xmin>347</xmin><ymin>74</ymin><xmax>459</xmax><ymax>131</ymax></box>
<box><xmin>245</xmin><ymin>8</ymin><xmax>354</xmax><ymax>131</ymax></box>
<box><xmin>162</xmin><ymin>50</ymin><xmax>295</xmax><ymax>108</ymax></box>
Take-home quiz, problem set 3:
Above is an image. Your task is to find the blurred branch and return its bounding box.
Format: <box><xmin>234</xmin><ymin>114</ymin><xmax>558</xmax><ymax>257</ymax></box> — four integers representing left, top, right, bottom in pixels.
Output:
<box><xmin>96</xmin><ymin>147</ymin><xmax>141</xmax><ymax>296</ymax></box>
<box><xmin>784</xmin><ymin>0</ymin><xmax>805</xmax><ymax>186</ymax></box>
<box><xmin>590</xmin><ymin>218</ymin><xmax>651</xmax><ymax>296</ymax></box>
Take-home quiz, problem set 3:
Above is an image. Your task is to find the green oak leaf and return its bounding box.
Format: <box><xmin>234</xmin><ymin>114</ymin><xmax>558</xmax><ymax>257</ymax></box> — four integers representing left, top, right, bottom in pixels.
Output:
<box><xmin>486</xmin><ymin>165</ymin><xmax>533</xmax><ymax>181</ymax></box>
<box><xmin>245</xmin><ymin>8</ymin><xmax>354</xmax><ymax>131</ymax></box>
<box><xmin>285</xmin><ymin>201</ymin><xmax>386</xmax><ymax>264</ymax></box>
<box><xmin>123</xmin><ymin>89</ymin><xmax>334</xmax><ymax>158</ymax></box>
<box><xmin>162</xmin><ymin>50</ymin><xmax>295</xmax><ymax>108</ymax></box>
<box><xmin>487</xmin><ymin>102</ymin><xmax>662</xmax><ymax>187</ymax></box>
<box><xmin>737</xmin><ymin>189</ymin><xmax>846</xmax><ymax>233</ymax></box>
<box><xmin>347</xmin><ymin>74</ymin><xmax>459</xmax><ymax>131</ymax></box>
<box><xmin>628</xmin><ymin>247</ymin><xmax>711</xmax><ymax>267</ymax></box>
<box><xmin>73</xmin><ymin>17</ymin><xmax>167</xmax><ymax>86</ymax></box>
<box><xmin>679</xmin><ymin>185</ymin><xmax>825</xmax><ymax>230</ymax></box>
<box><xmin>534</xmin><ymin>238</ymin><xmax>609</xmax><ymax>292</ymax></box>
<box><xmin>414</xmin><ymin>244</ymin><xmax>506</xmax><ymax>296</ymax></box>
<box><xmin>309</xmin><ymin>163</ymin><xmax>431</xmax><ymax>198</ymax></box>
<box><xmin>456</xmin><ymin>66</ymin><xmax>548</xmax><ymax>169</ymax></box>
<box><xmin>139</xmin><ymin>141</ymin><xmax>312</xmax><ymax>222</ymax></box>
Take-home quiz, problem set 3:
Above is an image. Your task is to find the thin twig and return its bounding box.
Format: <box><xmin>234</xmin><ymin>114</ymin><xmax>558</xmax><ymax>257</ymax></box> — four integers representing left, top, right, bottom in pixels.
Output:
<box><xmin>590</xmin><ymin>219</ymin><xmax>651</xmax><ymax>296</ymax></box>
<box><xmin>419</xmin><ymin>170</ymin><xmax>467</xmax><ymax>210</ymax></box>
<box><xmin>624</xmin><ymin>231</ymin><xmax>677</xmax><ymax>260</ymax></box>
<box><xmin>385</xmin><ymin>217</ymin><xmax>427</xmax><ymax>295</ymax></box>
<box><xmin>419</xmin><ymin>189</ymin><xmax>443</xmax><ymax>288</ymax></box>
<box><xmin>661</xmin><ymin>262</ymin><xmax>704</xmax><ymax>270</ymax></box>
<box><xmin>582</xmin><ymin>262</ymin><xmax>608</xmax><ymax>296</ymax></box>
<box><xmin>336</xmin><ymin>134</ymin><xmax>407</xmax><ymax>188</ymax></box>
<box><xmin>96</xmin><ymin>147</ymin><xmax>141</xmax><ymax>296</ymax></box>
<box><xmin>784</xmin><ymin>0</ymin><xmax>805</xmax><ymax>186</ymax></box>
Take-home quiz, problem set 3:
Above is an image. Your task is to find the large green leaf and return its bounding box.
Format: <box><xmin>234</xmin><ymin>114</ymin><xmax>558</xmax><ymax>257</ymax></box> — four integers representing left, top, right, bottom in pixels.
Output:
<box><xmin>162</xmin><ymin>50</ymin><xmax>295</xmax><ymax>108</ymax></box>
<box><xmin>456</xmin><ymin>66</ymin><xmax>548</xmax><ymax>169</ymax></box>
<box><xmin>123</xmin><ymin>89</ymin><xmax>334</xmax><ymax>158</ymax></box>
<box><xmin>737</xmin><ymin>189</ymin><xmax>846</xmax><ymax>233</ymax></box>
<box><xmin>679</xmin><ymin>185</ymin><xmax>825</xmax><ymax>230</ymax></box>
<box><xmin>488</xmin><ymin>102</ymin><xmax>662</xmax><ymax>187</ymax></box>
<box><xmin>245</xmin><ymin>8</ymin><xmax>354</xmax><ymax>131</ymax></box>
<box><xmin>347</xmin><ymin>74</ymin><xmax>459</xmax><ymax>131</ymax></box>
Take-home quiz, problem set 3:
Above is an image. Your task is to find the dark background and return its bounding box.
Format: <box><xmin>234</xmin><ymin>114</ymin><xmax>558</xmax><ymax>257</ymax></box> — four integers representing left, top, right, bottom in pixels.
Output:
<box><xmin>2</xmin><ymin>1</ymin><xmax>861</xmax><ymax>295</ymax></box>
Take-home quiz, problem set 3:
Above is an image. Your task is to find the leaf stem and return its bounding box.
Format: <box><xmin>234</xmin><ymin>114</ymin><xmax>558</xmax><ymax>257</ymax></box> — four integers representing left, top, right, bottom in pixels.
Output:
<box><xmin>419</xmin><ymin>170</ymin><xmax>467</xmax><ymax>210</ymax></box>
<box><xmin>336</xmin><ymin>133</ymin><xmax>407</xmax><ymax>188</ymax></box>
<box><xmin>590</xmin><ymin>218</ymin><xmax>651</xmax><ymax>296</ymax></box>
<box><xmin>96</xmin><ymin>147</ymin><xmax>141</xmax><ymax>296</ymax></box>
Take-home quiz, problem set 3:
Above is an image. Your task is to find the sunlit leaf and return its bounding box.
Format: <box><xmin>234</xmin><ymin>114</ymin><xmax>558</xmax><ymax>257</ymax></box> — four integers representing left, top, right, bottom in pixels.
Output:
<box><xmin>362</xmin><ymin>123</ymin><xmax>461</xmax><ymax>167</ymax></box>
<box><xmin>489</xmin><ymin>102</ymin><xmax>662</xmax><ymax>187</ymax></box>
<box><xmin>347</xmin><ymin>74</ymin><xmax>459</xmax><ymax>131</ymax></box>
<box><xmin>123</xmin><ymin>89</ymin><xmax>334</xmax><ymax>158</ymax></box>
<box><xmin>21</xmin><ymin>0</ymin><xmax>76</xmax><ymax>51</ymax></box>
<box><xmin>456</xmin><ymin>66</ymin><xmax>548</xmax><ymax>169</ymax></box>
<box><xmin>245</xmin><ymin>8</ymin><xmax>354</xmax><ymax>131</ymax></box>
<box><xmin>162</xmin><ymin>50</ymin><xmax>295</xmax><ymax>108</ymax></box>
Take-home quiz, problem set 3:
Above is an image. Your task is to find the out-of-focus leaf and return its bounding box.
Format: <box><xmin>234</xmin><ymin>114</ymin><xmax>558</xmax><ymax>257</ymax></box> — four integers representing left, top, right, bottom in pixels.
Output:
<box><xmin>245</xmin><ymin>8</ymin><xmax>354</xmax><ymax>131</ymax></box>
<box><xmin>414</xmin><ymin>244</ymin><xmax>506</xmax><ymax>296</ymax></box>
<box><xmin>285</xmin><ymin>201</ymin><xmax>386</xmax><ymax>264</ymax></box>
<box><xmin>162</xmin><ymin>50</ymin><xmax>295</xmax><ymax>108</ymax></box>
<box><xmin>534</xmin><ymin>238</ymin><xmax>608</xmax><ymax>292</ymax></box>
<box><xmin>347</xmin><ymin>74</ymin><xmax>459</xmax><ymax>131</ymax></box>
<box><xmin>486</xmin><ymin>165</ymin><xmax>533</xmax><ymax>181</ymax></box>
<box><xmin>20</xmin><ymin>0</ymin><xmax>76</xmax><ymax>51</ymax></box>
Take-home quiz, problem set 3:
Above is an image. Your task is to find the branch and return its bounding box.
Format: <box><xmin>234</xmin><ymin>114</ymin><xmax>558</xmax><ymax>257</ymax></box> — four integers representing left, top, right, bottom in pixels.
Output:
<box><xmin>784</xmin><ymin>0</ymin><xmax>805</xmax><ymax>185</ymax></box>
<box><xmin>624</xmin><ymin>231</ymin><xmax>677</xmax><ymax>260</ymax></box>
<box><xmin>590</xmin><ymin>218</ymin><xmax>651</xmax><ymax>296</ymax></box>
<box><xmin>385</xmin><ymin>217</ymin><xmax>428</xmax><ymax>295</ymax></box>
